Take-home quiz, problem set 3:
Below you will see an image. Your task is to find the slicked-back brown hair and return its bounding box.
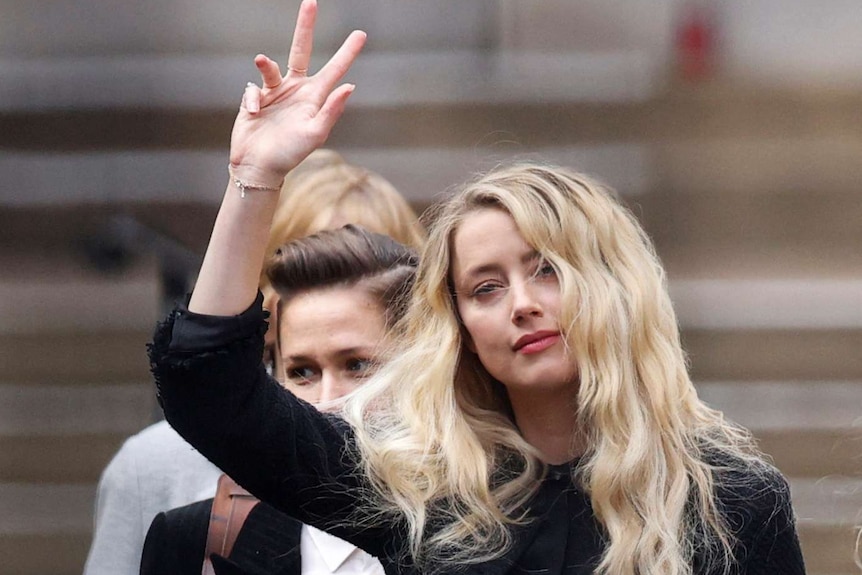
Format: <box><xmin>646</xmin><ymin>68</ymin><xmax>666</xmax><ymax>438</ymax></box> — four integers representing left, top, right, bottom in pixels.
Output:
<box><xmin>265</xmin><ymin>224</ymin><xmax>418</xmax><ymax>330</ymax></box>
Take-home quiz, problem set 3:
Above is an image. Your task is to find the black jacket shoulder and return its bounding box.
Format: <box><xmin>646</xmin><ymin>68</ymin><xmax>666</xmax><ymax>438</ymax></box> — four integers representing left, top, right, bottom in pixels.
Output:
<box><xmin>141</xmin><ymin>498</ymin><xmax>303</xmax><ymax>575</ymax></box>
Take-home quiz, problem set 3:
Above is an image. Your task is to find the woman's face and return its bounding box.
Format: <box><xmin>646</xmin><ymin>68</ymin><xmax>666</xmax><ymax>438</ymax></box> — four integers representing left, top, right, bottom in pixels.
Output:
<box><xmin>451</xmin><ymin>207</ymin><xmax>578</xmax><ymax>398</ymax></box>
<box><xmin>277</xmin><ymin>286</ymin><xmax>387</xmax><ymax>410</ymax></box>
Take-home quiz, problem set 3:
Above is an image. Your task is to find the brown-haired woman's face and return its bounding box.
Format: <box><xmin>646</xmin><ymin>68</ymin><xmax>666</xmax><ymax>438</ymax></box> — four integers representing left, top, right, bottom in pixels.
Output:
<box><xmin>276</xmin><ymin>286</ymin><xmax>387</xmax><ymax>410</ymax></box>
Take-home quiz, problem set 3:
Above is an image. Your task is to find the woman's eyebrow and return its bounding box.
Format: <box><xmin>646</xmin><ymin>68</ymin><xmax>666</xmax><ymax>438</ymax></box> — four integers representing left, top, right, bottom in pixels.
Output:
<box><xmin>333</xmin><ymin>346</ymin><xmax>376</xmax><ymax>358</ymax></box>
<box><xmin>522</xmin><ymin>250</ymin><xmax>542</xmax><ymax>264</ymax></box>
<box><xmin>460</xmin><ymin>262</ymin><xmax>502</xmax><ymax>280</ymax></box>
<box><xmin>460</xmin><ymin>250</ymin><xmax>541</xmax><ymax>281</ymax></box>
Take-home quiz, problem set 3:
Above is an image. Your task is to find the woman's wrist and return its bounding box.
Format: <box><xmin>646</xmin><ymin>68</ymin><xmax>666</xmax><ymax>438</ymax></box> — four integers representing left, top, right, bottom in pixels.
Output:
<box><xmin>228</xmin><ymin>163</ymin><xmax>286</xmax><ymax>192</ymax></box>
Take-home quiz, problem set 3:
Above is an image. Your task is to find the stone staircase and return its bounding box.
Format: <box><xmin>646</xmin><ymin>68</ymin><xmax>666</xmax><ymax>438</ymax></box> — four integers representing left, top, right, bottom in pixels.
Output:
<box><xmin>1</xmin><ymin>2</ymin><xmax>861</xmax><ymax>568</ymax></box>
<box><xmin>0</xmin><ymin>248</ymin><xmax>160</xmax><ymax>574</ymax></box>
<box><xmin>635</xmin><ymin>99</ymin><xmax>862</xmax><ymax>572</ymax></box>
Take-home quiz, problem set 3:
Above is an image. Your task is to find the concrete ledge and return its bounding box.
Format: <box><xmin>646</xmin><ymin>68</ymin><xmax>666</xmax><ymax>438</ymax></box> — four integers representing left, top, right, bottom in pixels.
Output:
<box><xmin>0</xmin><ymin>259</ymin><xmax>160</xmax><ymax>335</ymax></box>
<box><xmin>0</xmin><ymin>145</ymin><xmax>652</xmax><ymax>207</ymax></box>
<box><xmin>758</xmin><ymin>429</ymin><xmax>862</xmax><ymax>478</ymax></box>
<box><xmin>671</xmin><ymin>279</ymin><xmax>862</xmax><ymax>330</ymax></box>
<box><xmin>0</xmin><ymin>331</ymin><xmax>153</xmax><ymax>384</ymax></box>
<box><xmin>0</xmin><ymin>50</ymin><xmax>657</xmax><ymax>113</ymax></box>
<box><xmin>0</xmin><ymin>533</ymin><xmax>90</xmax><ymax>575</ymax></box>
<box><xmin>683</xmin><ymin>329</ymin><xmax>862</xmax><ymax>382</ymax></box>
<box><xmin>0</xmin><ymin>483</ymin><xmax>94</xmax><ymax>535</ymax></box>
<box><xmin>696</xmin><ymin>380</ymin><xmax>862</xmax><ymax>432</ymax></box>
<box><xmin>0</xmin><ymin>383</ymin><xmax>154</xmax><ymax>437</ymax></box>
<box><xmin>793</xmin><ymin>476</ymin><xmax>862</xmax><ymax>527</ymax></box>
<box><xmin>0</xmin><ymin>434</ymin><xmax>128</xmax><ymax>484</ymax></box>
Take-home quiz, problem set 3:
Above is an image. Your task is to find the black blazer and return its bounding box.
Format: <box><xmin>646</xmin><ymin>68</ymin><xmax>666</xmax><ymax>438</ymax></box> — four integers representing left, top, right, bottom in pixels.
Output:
<box><xmin>140</xmin><ymin>498</ymin><xmax>302</xmax><ymax>575</ymax></box>
<box><xmin>150</xmin><ymin>294</ymin><xmax>807</xmax><ymax>575</ymax></box>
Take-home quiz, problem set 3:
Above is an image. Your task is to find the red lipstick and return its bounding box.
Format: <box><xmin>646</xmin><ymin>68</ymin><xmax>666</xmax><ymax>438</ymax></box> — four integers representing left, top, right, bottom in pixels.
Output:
<box><xmin>513</xmin><ymin>331</ymin><xmax>560</xmax><ymax>354</ymax></box>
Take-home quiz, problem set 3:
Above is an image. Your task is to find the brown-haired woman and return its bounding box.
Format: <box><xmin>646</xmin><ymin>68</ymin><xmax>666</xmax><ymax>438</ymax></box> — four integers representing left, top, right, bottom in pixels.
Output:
<box><xmin>141</xmin><ymin>225</ymin><xmax>417</xmax><ymax>574</ymax></box>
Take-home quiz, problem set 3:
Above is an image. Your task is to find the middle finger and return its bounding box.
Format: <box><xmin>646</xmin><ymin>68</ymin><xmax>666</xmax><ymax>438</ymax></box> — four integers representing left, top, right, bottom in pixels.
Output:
<box><xmin>287</xmin><ymin>0</ymin><xmax>317</xmax><ymax>75</ymax></box>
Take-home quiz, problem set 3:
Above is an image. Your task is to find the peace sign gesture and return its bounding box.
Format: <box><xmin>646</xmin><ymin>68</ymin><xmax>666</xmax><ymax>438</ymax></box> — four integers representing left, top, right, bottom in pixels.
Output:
<box><xmin>229</xmin><ymin>0</ymin><xmax>366</xmax><ymax>188</ymax></box>
<box><xmin>186</xmin><ymin>0</ymin><xmax>365</xmax><ymax>316</ymax></box>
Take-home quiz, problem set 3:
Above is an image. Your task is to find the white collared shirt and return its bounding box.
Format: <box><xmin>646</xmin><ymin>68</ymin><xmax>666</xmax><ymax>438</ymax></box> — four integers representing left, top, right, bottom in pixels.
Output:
<box><xmin>300</xmin><ymin>524</ymin><xmax>385</xmax><ymax>575</ymax></box>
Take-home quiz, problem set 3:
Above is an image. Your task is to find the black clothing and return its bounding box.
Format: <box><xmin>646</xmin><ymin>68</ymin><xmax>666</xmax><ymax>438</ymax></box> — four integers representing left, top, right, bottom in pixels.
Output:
<box><xmin>149</xmin><ymin>294</ymin><xmax>806</xmax><ymax>575</ymax></box>
<box><xmin>140</xmin><ymin>498</ymin><xmax>302</xmax><ymax>575</ymax></box>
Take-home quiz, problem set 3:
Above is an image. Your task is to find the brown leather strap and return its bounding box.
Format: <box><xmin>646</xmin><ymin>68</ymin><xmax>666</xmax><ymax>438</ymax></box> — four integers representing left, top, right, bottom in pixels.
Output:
<box><xmin>202</xmin><ymin>474</ymin><xmax>260</xmax><ymax>575</ymax></box>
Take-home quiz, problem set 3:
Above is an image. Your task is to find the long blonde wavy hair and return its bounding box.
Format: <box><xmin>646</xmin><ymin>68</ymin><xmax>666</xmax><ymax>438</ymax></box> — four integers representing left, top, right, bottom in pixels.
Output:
<box><xmin>344</xmin><ymin>161</ymin><xmax>765</xmax><ymax>574</ymax></box>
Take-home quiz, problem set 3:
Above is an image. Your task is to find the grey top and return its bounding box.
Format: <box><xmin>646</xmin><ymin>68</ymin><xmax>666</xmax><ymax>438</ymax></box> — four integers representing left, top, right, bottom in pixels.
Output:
<box><xmin>83</xmin><ymin>420</ymin><xmax>222</xmax><ymax>575</ymax></box>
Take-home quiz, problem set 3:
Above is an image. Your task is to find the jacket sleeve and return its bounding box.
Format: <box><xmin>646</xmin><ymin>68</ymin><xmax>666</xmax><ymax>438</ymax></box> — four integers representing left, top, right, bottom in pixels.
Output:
<box><xmin>148</xmin><ymin>293</ymin><xmax>399</xmax><ymax>556</ymax></box>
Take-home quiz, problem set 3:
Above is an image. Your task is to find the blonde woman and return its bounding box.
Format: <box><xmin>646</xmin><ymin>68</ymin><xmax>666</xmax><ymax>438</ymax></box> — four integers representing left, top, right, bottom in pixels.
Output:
<box><xmin>150</xmin><ymin>1</ymin><xmax>805</xmax><ymax>574</ymax></box>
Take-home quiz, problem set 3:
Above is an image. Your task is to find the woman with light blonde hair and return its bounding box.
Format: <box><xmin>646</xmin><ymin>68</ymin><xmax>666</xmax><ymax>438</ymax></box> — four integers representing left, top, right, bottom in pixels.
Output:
<box><xmin>341</xmin><ymin>163</ymin><xmax>805</xmax><ymax>574</ymax></box>
<box><xmin>149</xmin><ymin>2</ymin><xmax>805</xmax><ymax>574</ymax></box>
<box><xmin>267</xmin><ymin>149</ymin><xmax>424</xmax><ymax>257</ymax></box>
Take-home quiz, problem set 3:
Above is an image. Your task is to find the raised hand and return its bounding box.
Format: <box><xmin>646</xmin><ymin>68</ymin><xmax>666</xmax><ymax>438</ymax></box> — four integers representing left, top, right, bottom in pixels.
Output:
<box><xmin>187</xmin><ymin>0</ymin><xmax>365</xmax><ymax>316</ymax></box>
<box><xmin>228</xmin><ymin>0</ymin><xmax>366</xmax><ymax>189</ymax></box>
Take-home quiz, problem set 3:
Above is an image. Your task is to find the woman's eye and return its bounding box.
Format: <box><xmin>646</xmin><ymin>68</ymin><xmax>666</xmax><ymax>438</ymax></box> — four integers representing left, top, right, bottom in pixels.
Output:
<box><xmin>286</xmin><ymin>366</ymin><xmax>317</xmax><ymax>385</ymax></box>
<box><xmin>537</xmin><ymin>262</ymin><xmax>556</xmax><ymax>277</ymax></box>
<box><xmin>471</xmin><ymin>282</ymin><xmax>506</xmax><ymax>298</ymax></box>
<box><xmin>346</xmin><ymin>358</ymin><xmax>376</xmax><ymax>376</ymax></box>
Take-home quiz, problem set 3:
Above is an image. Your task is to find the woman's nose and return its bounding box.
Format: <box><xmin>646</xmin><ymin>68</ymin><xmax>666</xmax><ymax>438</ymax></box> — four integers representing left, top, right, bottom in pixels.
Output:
<box><xmin>510</xmin><ymin>280</ymin><xmax>543</xmax><ymax>323</ymax></box>
<box><xmin>316</xmin><ymin>372</ymin><xmax>351</xmax><ymax>411</ymax></box>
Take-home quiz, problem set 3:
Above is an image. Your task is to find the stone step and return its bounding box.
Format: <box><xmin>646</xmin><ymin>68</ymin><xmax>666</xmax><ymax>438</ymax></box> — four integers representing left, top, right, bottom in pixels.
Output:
<box><xmin>0</xmin><ymin>483</ymin><xmax>95</xmax><ymax>536</ymax></box>
<box><xmin>0</xmin><ymin>145</ymin><xmax>652</xmax><ymax>208</ymax></box>
<box><xmin>1</xmin><ymin>330</ymin><xmax>154</xmax><ymax>384</ymax></box>
<box><xmin>794</xmin><ymin>476</ymin><xmax>862</xmax><ymax>574</ymax></box>
<box><xmin>696</xmin><ymin>380</ymin><xmax>862</xmax><ymax>478</ymax></box>
<box><xmin>0</xmin><ymin>255</ymin><xmax>160</xmax><ymax>335</ymax></box>
<box><xmin>793</xmin><ymin>477</ymin><xmax>862</xmax><ymax>528</ymax></box>
<box><xmin>0</xmin><ymin>383</ymin><xmax>154</xmax><ymax>438</ymax></box>
<box><xmin>670</xmin><ymin>279</ymin><xmax>862</xmax><ymax>330</ymax></box>
<box><xmin>0</xmin><ymin>381</ymin><xmax>155</xmax><ymax>485</ymax></box>
<box><xmin>0</xmin><ymin>434</ymin><xmax>128</xmax><ymax>484</ymax></box>
<box><xmin>637</xmin><ymin>186</ymin><xmax>862</xmax><ymax>277</ymax></box>
<box><xmin>683</xmin><ymin>329</ymin><xmax>862</xmax><ymax>382</ymax></box>
<box><xmin>0</xmin><ymin>482</ymin><xmax>94</xmax><ymax>574</ymax></box>
<box><xmin>0</xmin><ymin>49</ymin><xmax>655</xmax><ymax>113</ymax></box>
<box><xmin>0</xmin><ymin>534</ymin><xmax>90</xmax><ymax>575</ymax></box>
<box><xmin>797</xmin><ymin>524</ymin><xmax>861</xmax><ymax>575</ymax></box>
<box><xmin>5</xmin><ymin>92</ymin><xmax>862</xmax><ymax>157</ymax></box>
<box><xmin>756</xmin><ymin>429</ymin><xmax>862</xmax><ymax>478</ymax></box>
<box><xmin>697</xmin><ymin>381</ymin><xmax>862</xmax><ymax>432</ymax></box>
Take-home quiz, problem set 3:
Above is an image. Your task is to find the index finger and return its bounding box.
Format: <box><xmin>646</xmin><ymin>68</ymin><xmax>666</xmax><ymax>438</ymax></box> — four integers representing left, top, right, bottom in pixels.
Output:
<box><xmin>311</xmin><ymin>30</ymin><xmax>367</xmax><ymax>96</ymax></box>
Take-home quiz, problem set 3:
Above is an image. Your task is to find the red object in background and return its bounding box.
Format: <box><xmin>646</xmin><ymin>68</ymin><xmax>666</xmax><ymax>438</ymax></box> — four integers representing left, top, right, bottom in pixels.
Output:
<box><xmin>676</xmin><ymin>3</ymin><xmax>716</xmax><ymax>81</ymax></box>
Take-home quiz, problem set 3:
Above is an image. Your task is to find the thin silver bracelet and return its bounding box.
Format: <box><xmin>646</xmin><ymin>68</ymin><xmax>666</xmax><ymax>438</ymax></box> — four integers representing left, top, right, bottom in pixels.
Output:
<box><xmin>228</xmin><ymin>166</ymin><xmax>283</xmax><ymax>198</ymax></box>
